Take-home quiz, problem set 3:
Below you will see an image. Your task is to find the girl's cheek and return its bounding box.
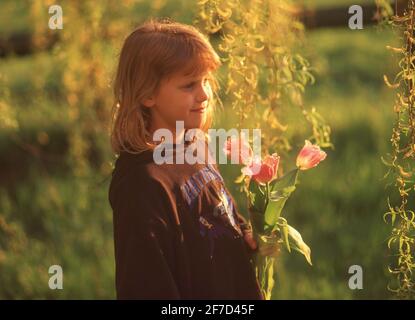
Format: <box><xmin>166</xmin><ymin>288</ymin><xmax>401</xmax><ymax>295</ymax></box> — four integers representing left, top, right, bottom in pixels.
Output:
<box><xmin>184</xmin><ymin>93</ymin><xmax>196</xmax><ymax>103</ymax></box>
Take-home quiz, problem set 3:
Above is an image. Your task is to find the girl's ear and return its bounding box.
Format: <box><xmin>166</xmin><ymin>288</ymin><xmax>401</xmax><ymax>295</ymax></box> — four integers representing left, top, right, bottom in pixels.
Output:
<box><xmin>142</xmin><ymin>96</ymin><xmax>156</xmax><ymax>108</ymax></box>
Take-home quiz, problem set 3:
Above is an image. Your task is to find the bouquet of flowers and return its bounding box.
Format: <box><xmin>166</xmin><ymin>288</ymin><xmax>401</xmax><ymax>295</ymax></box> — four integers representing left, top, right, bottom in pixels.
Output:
<box><xmin>224</xmin><ymin>136</ymin><xmax>327</xmax><ymax>299</ymax></box>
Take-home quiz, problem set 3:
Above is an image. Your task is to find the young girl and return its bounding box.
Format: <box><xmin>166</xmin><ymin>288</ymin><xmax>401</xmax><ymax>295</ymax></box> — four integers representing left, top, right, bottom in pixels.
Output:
<box><xmin>109</xmin><ymin>19</ymin><xmax>263</xmax><ymax>300</ymax></box>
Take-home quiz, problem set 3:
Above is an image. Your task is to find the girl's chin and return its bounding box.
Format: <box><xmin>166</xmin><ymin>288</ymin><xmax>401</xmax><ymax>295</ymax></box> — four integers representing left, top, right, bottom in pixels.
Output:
<box><xmin>185</xmin><ymin>116</ymin><xmax>206</xmax><ymax>129</ymax></box>
<box><xmin>184</xmin><ymin>124</ymin><xmax>204</xmax><ymax>131</ymax></box>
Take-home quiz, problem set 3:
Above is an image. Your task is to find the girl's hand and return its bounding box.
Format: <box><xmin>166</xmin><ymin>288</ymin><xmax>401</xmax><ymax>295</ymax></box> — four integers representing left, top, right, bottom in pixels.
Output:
<box><xmin>257</xmin><ymin>234</ymin><xmax>282</xmax><ymax>258</ymax></box>
<box><xmin>243</xmin><ymin>229</ymin><xmax>282</xmax><ymax>258</ymax></box>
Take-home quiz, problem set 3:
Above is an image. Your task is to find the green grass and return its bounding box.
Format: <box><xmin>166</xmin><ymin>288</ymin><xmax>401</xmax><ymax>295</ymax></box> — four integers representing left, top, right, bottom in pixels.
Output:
<box><xmin>0</xmin><ymin>170</ymin><xmax>115</xmax><ymax>299</ymax></box>
<box><xmin>0</xmin><ymin>1</ymin><xmax>31</xmax><ymax>36</ymax></box>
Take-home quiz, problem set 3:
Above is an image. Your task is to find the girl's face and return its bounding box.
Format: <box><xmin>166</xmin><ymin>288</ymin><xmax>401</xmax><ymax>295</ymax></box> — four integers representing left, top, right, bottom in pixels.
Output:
<box><xmin>143</xmin><ymin>70</ymin><xmax>212</xmax><ymax>137</ymax></box>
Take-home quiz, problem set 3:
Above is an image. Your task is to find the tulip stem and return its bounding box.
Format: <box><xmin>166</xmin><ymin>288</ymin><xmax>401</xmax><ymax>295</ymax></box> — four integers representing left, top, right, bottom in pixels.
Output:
<box><xmin>265</xmin><ymin>182</ymin><xmax>270</xmax><ymax>207</ymax></box>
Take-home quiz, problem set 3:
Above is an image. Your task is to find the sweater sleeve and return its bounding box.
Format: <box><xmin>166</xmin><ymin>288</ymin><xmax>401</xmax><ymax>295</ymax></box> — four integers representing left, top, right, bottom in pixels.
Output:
<box><xmin>235</xmin><ymin>210</ymin><xmax>252</xmax><ymax>234</ymax></box>
<box><xmin>111</xmin><ymin>173</ymin><xmax>180</xmax><ymax>299</ymax></box>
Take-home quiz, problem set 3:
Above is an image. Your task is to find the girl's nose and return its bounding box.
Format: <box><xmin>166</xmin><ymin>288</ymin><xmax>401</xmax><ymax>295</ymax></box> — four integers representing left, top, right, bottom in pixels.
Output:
<box><xmin>196</xmin><ymin>82</ymin><xmax>211</xmax><ymax>102</ymax></box>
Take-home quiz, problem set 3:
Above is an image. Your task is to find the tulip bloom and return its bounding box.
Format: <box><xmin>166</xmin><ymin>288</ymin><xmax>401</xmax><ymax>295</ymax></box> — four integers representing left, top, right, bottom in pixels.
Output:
<box><xmin>296</xmin><ymin>140</ymin><xmax>327</xmax><ymax>170</ymax></box>
<box><xmin>242</xmin><ymin>153</ymin><xmax>280</xmax><ymax>184</ymax></box>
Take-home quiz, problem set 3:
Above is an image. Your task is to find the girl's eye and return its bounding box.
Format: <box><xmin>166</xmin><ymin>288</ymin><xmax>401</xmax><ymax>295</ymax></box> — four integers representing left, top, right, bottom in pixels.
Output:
<box><xmin>184</xmin><ymin>82</ymin><xmax>195</xmax><ymax>89</ymax></box>
<box><xmin>183</xmin><ymin>78</ymin><xmax>209</xmax><ymax>90</ymax></box>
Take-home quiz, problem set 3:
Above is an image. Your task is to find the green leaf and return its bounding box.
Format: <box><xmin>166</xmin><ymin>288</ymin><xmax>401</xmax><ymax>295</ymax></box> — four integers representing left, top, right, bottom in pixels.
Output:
<box><xmin>281</xmin><ymin>223</ymin><xmax>291</xmax><ymax>253</ymax></box>
<box><xmin>399</xmin><ymin>237</ymin><xmax>404</xmax><ymax>253</ymax></box>
<box><xmin>264</xmin><ymin>198</ymin><xmax>285</xmax><ymax>229</ymax></box>
<box><xmin>287</xmin><ymin>224</ymin><xmax>312</xmax><ymax>266</ymax></box>
<box><xmin>264</xmin><ymin>169</ymin><xmax>299</xmax><ymax>226</ymax></box>
<box><xmin>248</xmin><ymin>178</ymin><xmax>266</xmax><ymax>213</ymax></box>
<box><xmin>266</xmin><ymin>257</ymin><xmax>275</xmax><ymax>299</ymax></box>
<box><xmin>255</xmin><ymin>254</ymin><xmax>276</xmax><ymax>300</ymax></box>
<box><xmin>387</xmin><ymin>236</ymin><xmax>396</xmax><ymax>249</ymax></box>
<box><xmin>270</xmin><ymin>169</ymin><xmax>299</xmax><ymax>192</ymax></box>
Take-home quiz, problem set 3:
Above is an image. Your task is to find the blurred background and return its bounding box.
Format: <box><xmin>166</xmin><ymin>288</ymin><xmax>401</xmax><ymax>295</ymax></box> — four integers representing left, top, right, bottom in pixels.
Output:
<box><xmin>0</xmin><ymin>0</ymin><xmax>400</xmax><ymax>299</ymax></box>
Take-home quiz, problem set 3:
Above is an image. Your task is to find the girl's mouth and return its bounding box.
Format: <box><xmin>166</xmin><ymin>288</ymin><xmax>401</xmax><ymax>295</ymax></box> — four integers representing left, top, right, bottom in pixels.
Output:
<box><xmin>190</xmin><ymin>108</ymin><xmax>206</xmax><ymax>113</ymax></box>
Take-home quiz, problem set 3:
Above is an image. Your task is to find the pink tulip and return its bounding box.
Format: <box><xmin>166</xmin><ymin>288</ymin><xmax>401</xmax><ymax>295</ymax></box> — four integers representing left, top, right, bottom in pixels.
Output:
<box><xmin>223</xmin><ymin>133</ymin><xmax>253</xmax><ymax>165</ymax></box>
<box><xmin>296</xmin><ymin>140</ymin><xmax>327</xmax><ymax>170</ymax></box>
<box><xmin>242</xmin><ymin>153</ymin><xmax>280</xmax><ymax>184</ymax></box>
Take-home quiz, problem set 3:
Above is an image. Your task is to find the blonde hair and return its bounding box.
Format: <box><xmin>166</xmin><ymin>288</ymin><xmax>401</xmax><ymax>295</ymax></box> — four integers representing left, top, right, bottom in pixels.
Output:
<box><xmin>110</xmin><ymin>19</ymin><xmax>222</xmax><ymax>155</ymax></box>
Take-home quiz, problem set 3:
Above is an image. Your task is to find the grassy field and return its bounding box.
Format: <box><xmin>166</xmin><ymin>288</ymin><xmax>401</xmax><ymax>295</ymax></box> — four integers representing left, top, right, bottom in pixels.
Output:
<box><xmin>0</xmin><ymin>1</ymin><xmax>404</xmax><ymax>299</ymax></box>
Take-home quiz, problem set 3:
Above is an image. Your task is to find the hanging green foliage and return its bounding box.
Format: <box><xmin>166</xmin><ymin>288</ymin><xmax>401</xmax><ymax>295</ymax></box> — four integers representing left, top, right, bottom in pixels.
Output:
<box><xmin>195</xmin><ymin>0</ymin><xmax>332</xmax><ymax>158</ymax></box>
<box><xmin>382</xmin><ymin>0</ymin><xmax>415</xmax><ymax>299</ymax></box>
